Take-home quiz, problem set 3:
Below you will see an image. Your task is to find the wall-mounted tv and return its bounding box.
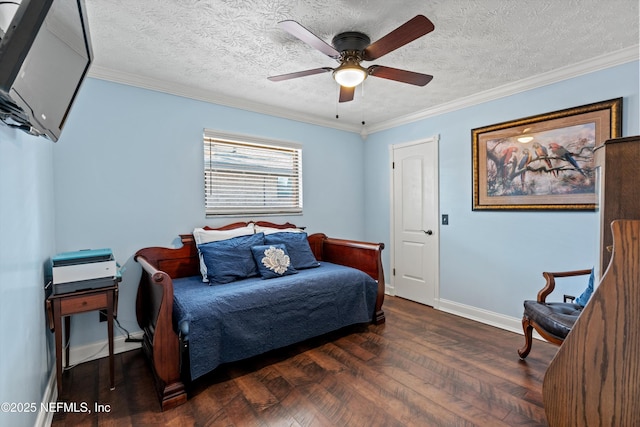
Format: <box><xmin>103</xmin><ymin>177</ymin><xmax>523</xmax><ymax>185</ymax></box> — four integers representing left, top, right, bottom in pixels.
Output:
<box><xmin>0</xmin><ymin>0</ymin><xmax>92</xmax><ymax>142</ymax></box>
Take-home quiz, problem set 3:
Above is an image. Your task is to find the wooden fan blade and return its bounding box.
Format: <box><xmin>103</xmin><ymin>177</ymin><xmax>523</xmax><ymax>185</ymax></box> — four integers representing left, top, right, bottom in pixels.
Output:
<box><xmin>278</xmin><ymin>20</ymin><xmax>341</xmax><ymax>59</ymax></box>
<box><xmin>368</xmin><ymin>65</ymin><xmax>433</xmax><ymax>86</ymax></box>
<box><xmin>363</xmin><ymin>15</ymin><xmax>434</xmax><ymax>61</ymax></box>
<box><xmin>268</xmin><ymin>67</ymin><xmax>333</xmax><ymax>82</ymax></box>
<box><xmin>339</xmin><ymin>86</ymin><xmax>355</xmax><ymax>103</ymax></box>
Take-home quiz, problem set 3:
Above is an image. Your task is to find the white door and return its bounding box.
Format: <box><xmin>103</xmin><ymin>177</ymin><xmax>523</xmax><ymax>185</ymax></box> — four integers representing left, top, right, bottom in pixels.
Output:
<box><xmin>391</xmin><ymin>137</ymin><xmax>439</xmax><ymax>306</ymax></box>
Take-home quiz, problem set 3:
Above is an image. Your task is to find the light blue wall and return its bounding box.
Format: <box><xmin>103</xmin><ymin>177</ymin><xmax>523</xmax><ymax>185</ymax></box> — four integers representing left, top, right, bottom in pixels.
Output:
<box><xmin>0</xmin><ymin>127</ymin><xmax>56</xmax><ymax>427</ymax></box>
<box><xmin>1</xmin><ymin>60</ymin><xmax>637</xmax><ymax>427</ymax></box>
<box><xmin>52</xmin><ymin>78</ymin><xmax>366</xmax><ymax>346</ymax></box>
<box><xmin>364</xmin><ymin>61</ymin><xmax>640</xmax><ymax>318</ymax></box>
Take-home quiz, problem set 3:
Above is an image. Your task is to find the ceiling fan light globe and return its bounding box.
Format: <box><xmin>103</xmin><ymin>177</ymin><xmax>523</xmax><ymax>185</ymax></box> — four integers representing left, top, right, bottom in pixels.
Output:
<box><xmin>333</xmin><ymin>67</ymin><xmax>367</xmax><ymax>88</ymax></box>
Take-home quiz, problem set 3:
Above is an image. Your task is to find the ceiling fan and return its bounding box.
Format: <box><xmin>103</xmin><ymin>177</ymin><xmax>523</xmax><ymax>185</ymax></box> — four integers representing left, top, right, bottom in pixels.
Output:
<box><xmin>268</xmin><ymin>15</ymin><xmax>435</xmax><ymax>103</ymax></box>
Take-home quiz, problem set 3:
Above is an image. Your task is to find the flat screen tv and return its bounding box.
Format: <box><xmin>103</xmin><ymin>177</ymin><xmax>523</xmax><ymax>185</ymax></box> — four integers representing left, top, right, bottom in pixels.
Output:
<box><xmin>0</xmin><ymin>0</ymin><xmax>92</xmax><ymax>142</ymax></box>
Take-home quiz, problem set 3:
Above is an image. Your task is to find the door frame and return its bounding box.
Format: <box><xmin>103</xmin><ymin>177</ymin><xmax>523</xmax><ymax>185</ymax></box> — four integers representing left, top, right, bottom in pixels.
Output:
<box><xmin>389</xmin><ymin>135</ymin><xmax>440</xmax><ymax>307</ymax></box>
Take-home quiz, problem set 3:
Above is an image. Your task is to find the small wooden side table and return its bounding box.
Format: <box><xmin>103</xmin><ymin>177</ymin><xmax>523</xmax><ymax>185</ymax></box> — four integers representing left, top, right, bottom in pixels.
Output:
<box><xmin>46</xmin><ymin>282</ymin><xmax>119</xmax><ymax>394</ymax></box>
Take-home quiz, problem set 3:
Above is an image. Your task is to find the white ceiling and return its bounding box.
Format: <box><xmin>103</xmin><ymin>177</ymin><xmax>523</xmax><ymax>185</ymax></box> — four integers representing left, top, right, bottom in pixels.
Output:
<box><xmin>85</xmin><ymin>0</ymin><xmax>639</xmax><ymax>134</ymax></box>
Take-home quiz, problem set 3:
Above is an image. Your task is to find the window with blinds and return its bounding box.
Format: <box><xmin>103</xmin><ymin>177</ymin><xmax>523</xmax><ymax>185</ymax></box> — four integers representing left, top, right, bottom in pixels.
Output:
<box><xmin>203</xmin><ymin>130</ymin><xmax>303</xmax><ymax>216</ymax></box>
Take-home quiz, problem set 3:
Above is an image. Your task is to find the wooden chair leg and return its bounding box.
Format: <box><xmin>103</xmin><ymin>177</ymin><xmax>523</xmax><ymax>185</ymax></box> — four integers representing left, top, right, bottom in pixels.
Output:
<box><xmin>518</xmin><ymin>316</ymin><xmax>533</xmax><ymax>359</ymax></box>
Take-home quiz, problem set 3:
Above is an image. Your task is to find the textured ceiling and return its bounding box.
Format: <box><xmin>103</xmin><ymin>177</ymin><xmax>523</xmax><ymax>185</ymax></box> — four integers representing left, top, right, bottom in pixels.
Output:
<box><xmin>85</xmin><ymin>0</ymin><xmax>639</xmax><ymax>133</ymax></box>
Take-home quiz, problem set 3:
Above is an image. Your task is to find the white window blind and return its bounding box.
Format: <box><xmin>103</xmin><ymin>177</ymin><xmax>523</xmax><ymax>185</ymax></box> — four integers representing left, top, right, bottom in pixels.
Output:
<box><xmin>203</xmin><ymin>130</ymin><xmax>303</xmax><ymax>216</ymax></box>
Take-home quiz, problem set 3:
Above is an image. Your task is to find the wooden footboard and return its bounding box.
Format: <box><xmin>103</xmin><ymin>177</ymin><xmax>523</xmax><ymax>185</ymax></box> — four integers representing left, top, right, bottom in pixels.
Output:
<box><xmin>134</xmin><ymin>222</ymin><xmax>385</xmax><ymax>410</ymax></box>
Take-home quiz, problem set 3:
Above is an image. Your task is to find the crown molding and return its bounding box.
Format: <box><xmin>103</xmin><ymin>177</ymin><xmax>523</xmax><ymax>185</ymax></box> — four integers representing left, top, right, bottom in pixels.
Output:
<box><xmin>366</xmin><ymin>45</ymin><xmax>640</xmax><ymax>134</ymax></box>
<box><xmin>88</xmin><ymin>45</ymin><xmax>638</xmax><ymax>136</ymax></box>
<box><xmin>87</xmin><ymin>66</ymin><xmax>363</xmax><ymax>133</ymax></box>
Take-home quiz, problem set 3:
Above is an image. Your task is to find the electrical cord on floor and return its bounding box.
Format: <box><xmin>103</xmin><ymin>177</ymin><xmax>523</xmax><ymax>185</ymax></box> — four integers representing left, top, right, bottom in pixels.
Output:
<box><xmin>119</xmin><ymin>318</ymin><xmax>143</xmax><ymax>343</ymax></box>
<box><xmin>64</xmin><ymin>342</ymin><xmax>108</xmax><ymax>371</ymax></box>
<box><xmin>62</xmin><ymin>313</ymin><xmax>142</xmax><ymax>370</ymax></box>
<box><xmin>99</xmin><ymin>310</ymin><xmax>143</xmax><ymax>343</ymax></box>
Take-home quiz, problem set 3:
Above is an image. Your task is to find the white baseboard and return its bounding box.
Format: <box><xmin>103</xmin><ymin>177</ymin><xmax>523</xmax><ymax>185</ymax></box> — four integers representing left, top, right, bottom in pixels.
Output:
<box><xmin>384</xmin><ymin>289</ymin><xmax>545</xmax><ymax>341</ymax></box>
<box><xmin>437</xmin><ymin>299</ymin><xmax>523</xmax><ymax>334</ymax></box>
<box><xmin>35</xmin><ymin>332</ymin><xmax>143</xmax><ymax>427</ymax></box>
<box><xmin>68</xmin><ymin>331</ymin><xmax>144</xmax><ymax>366</ymax></box>
<box><xmin>437</xmin><ymin>298</ymin><xmax>545</xmax><ymax>341</ymax></box>
<box><xmin>34</xmin><ymin>370</ymin><xmax>57</xmax><ymax>427</ymax></box>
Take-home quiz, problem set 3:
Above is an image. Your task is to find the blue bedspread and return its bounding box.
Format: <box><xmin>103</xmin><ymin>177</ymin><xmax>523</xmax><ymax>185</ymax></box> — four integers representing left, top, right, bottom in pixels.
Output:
<box><xmin>172</xmin><ymin>262</ymin><xmax>378</xmax><ymax>379</ymax></box>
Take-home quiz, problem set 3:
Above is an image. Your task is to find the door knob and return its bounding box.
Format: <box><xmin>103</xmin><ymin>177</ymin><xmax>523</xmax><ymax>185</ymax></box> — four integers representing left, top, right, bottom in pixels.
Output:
<box><xmin>423</xmin><ymin>230</ymin><xmax>433</xmax><ymax>235</ymax></box>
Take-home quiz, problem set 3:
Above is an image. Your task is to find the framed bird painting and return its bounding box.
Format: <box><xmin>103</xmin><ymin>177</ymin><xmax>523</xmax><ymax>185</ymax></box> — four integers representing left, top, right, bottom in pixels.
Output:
<box><xmin>472</xmin><ymin>98</ymin><xmax>622</xmax><ymax>210</ymax></box>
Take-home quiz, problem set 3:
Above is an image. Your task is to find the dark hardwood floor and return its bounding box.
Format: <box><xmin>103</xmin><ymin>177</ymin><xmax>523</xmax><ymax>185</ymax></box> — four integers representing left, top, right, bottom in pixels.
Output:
<box><xmin>52</xmin><ymin>296</ymin><xmax>557</xmax><ymax>426</ymax></box>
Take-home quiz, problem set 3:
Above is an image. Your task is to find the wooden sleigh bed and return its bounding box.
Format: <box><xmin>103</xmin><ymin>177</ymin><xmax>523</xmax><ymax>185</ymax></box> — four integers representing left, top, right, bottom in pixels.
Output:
<box><xmin>134</xmin><ymin>221</ymin><xmax>386</xmax><ymax>410</ymax></box>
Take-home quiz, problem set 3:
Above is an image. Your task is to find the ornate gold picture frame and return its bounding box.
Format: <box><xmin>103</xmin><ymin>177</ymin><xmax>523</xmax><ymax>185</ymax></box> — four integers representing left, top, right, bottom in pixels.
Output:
<box><xmin>472</xmin><ymin>98</ymin><xmax>622</xmax><ymax>211</ymax></box>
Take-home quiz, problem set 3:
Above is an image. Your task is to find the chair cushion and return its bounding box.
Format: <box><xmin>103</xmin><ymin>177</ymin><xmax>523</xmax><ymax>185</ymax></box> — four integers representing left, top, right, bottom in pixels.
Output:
<box><xmin>524</xmin><ymin>300</ymin><xmax>583</xmax><ymax>339</ymax></box>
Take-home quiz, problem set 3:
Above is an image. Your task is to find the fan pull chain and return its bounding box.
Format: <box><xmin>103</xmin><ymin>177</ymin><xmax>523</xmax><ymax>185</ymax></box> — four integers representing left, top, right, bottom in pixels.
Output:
<box><xmin>360</xmin><ymin>82</ymin><xmax>366</xmax><ymax>125</ymax></box>
<box><xmin>335</xmin><ymin>84</ymin><xmax>340</xmax><ymax>119</ymax></box>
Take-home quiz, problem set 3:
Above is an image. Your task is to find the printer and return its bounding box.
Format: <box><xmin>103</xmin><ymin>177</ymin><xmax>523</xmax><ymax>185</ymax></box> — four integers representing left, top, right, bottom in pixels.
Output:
<box><xmin>50</xmin><ymin>248</ymin><xmax>119</xmax><ymax>294</ymax></box>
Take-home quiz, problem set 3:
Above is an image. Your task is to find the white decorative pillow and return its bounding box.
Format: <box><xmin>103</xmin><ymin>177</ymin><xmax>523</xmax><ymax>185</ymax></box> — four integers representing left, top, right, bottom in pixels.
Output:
<box><xmin>193</xmin><ymin>224</ymin><xmax>255</xmax><ymax>282</ymax></box>
<box><xmin>250</xmin><ymin>244</ymin><xmax>298</xmax><ymax>279</ymax></box>
<box><xmin>254</xmin><ymin>225</ymin><xmax>303</xmax><ymax>235</ymax></box>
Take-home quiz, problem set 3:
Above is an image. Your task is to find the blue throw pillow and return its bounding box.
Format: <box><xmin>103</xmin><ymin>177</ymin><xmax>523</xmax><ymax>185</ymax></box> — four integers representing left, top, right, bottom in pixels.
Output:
<box><xmin>198</xmin><ymin>233</ymin><xmax>265</xmax><ymax>284</ymax></box>
<box><xmin>251</xmin><ymin>244</ymin><xmax>298</xmax><ymax>279</ymax></box>
<box><xmin>574</xmin><ymin>268</ymin><xmax>595</xmax><ymax>307</ymax></box>
<box><xmin>264</xmin><ymin>232</ymin><xmax>320</xmax><ymax>270</ymax></box>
